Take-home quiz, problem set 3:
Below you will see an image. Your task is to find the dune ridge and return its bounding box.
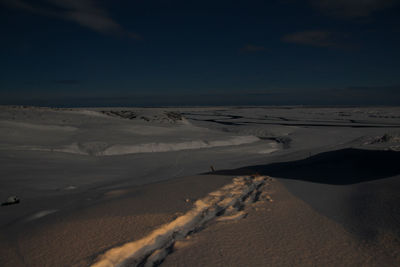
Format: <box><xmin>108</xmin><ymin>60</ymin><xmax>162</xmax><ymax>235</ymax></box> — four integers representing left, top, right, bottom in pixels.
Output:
<box><xmin>91</xmin><ymin>175</ymin><xmax>270</xmax><ymax>267</ymax></box>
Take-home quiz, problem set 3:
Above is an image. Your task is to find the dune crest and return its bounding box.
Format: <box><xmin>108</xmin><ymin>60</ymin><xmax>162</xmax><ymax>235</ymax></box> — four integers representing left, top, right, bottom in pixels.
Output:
<box><xmin>92</xmin><ymin>175</ymin><xmax>271</xmax><ymax>267</ymax></box>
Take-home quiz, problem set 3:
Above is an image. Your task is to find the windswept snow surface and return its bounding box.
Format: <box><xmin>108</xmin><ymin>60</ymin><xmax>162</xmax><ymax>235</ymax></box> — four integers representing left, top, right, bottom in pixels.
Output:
<box><xmin>1</xmin><ymin>136</ymin><xmax>260</xmax><ymax>156</ymax></box>
<box><xmin>1</xmin><ymin>105</ymin><xmax>400</xmax><ymax>267</ymax></box>
<box><xmin>0</xmin><ymin>107</ymin><xmax>261</xmax><ymax>156</ymax></box>
<box><xmin>91</xmin><ymin>175</ymin><xmax>270</xmax><ymax>267</ymax></box>
<box><xmin>0</xmin><ymin>106</ymin><xmax>278</xmax><ymax>226</ymax></box>
<box><xmin>101</xmin><ymin>136</ymin><xmax>259</xmax><ymax>155</ymax></box>
<box><xmin>1</xmin><ymin>105</ymin><xmax>400</xmax><ymax>202</ymax></box>
<box><xmin>25</xmin><ymin>209</ymin><xmax>58</xmax><ymax>222</ymax></box>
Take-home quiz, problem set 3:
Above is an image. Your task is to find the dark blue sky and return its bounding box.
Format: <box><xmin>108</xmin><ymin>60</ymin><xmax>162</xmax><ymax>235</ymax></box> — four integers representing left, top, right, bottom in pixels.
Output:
<box><xmin>1</xmin><ymin>0</ymin><xmax>400</xmax><ymax>106</ymax></box>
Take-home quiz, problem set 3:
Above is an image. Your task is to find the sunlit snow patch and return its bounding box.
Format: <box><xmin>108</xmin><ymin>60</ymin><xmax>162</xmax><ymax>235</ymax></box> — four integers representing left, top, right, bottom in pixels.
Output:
<box><xmin>91</xmin><ymin>175</ymin><xmax>270</xmax><ymax>267</ymax></box>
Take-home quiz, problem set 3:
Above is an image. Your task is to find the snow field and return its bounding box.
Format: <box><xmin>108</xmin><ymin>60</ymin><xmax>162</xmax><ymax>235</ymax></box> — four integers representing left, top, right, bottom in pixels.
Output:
<box><xmin>91</xmin><ymin>175</ymin><xmax>271</xmax><ymax>267</ymax></box>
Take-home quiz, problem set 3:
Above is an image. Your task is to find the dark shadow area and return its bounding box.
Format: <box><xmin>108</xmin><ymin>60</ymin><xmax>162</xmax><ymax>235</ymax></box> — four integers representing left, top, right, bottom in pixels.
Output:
<box><xmin>211</xmin><ymin>148</ymin><xmax>400</xmax><ymax>243</ymax></box>
<box><xmin>211</xmin><ymin>148</ymin><xmax>400</xmax><ymax>185</ymax></box>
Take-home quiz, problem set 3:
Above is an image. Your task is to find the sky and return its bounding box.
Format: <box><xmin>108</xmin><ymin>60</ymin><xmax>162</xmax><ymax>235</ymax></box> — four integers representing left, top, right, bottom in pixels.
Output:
<box><xmin>1</xmin><ymin>0</ymin><xmax>400</xmax><ymax>106</ymax></box>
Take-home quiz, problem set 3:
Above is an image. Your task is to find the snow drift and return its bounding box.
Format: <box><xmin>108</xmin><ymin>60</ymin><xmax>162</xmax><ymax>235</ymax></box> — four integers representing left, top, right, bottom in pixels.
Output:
<box><xmin>91</xmin><ymin>175</ymin><xmax>270</xmax><ymax>267</ymax></box>
<box><xmin>101</xmin><ymin>136</ymin><xmax>260</xmax><ymax>156</ymax></box>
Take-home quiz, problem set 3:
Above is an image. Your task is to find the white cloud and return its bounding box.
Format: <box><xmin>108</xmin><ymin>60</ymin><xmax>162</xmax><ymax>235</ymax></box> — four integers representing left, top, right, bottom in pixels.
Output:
<box><xmin>0</xmin><ymin>0</ymin><xmax>141</xmax><ymax>38</ymax></box>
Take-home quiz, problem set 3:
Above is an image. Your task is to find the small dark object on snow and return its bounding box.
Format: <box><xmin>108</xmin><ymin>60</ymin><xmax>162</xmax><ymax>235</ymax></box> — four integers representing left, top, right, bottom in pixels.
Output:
<box><xmin>1</xmin><ymin>196</ymin><xmax>20</xmax><ymax>206</ymax></box>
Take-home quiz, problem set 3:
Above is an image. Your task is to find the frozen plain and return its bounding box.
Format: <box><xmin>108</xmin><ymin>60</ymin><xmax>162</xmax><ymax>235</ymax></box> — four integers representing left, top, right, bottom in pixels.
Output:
<box><xmin>1</xmin><ymin>105</ymin><xmax>400</xmax><ymax>266</ymax></box>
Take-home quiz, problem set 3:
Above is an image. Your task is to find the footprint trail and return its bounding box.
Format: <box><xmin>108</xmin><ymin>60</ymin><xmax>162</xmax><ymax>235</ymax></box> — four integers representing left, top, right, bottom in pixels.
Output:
<box><xmin>91</xmin><ymin>175</ymin><xmax>271</xmax><ymax>267</ymax></box>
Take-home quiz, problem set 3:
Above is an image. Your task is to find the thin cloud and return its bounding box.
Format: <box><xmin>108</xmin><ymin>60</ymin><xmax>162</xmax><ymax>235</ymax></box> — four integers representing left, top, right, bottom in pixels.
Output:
<box><xmin>241</xmin><ymin>44</ymin><xmax>266</xmax><ymax>52</ymax></box>
<box><xmin>282</xmin><ymin>30</ymin><xmax>345</xmax><ymax>48</ymax></box>
<box><xmin>0</xmin><ymin>0</ymin><xmax>141</xmax><ymax>39</ymax></box>
<box><xmin>308</xmin><ymin>0</ymin><xmax>400</xmax><ymax>18</ymax></box>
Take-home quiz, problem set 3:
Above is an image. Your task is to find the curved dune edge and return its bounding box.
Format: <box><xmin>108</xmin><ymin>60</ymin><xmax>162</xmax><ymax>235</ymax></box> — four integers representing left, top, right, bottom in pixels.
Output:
<box><xmin>102</xmin><ymin>136</ymin><xmax>260</xmax><ymax>155</ymax></box>
<box><xmin>0</xmin><ymin>136</ymin><xmax>261</xmax><ymax>156</ymax></box>
<box><xmin>91</xmin><ymin>175</ymin><xmax>271</xmax><ymax>267</ymax></box>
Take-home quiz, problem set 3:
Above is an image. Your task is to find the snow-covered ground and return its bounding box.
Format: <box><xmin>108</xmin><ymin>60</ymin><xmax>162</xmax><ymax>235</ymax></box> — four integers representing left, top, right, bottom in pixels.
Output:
<box><xmin>1</xmin><ymin>105</ymin><xmax>400</xmax><ymax>267</ymax></box>
<box><xmin>1</xmin><ymin>105</ymin><xmax>400</xmax><ymax>221</ymax></box>
<box><xmin>0</xmin><ymin>107</ymin><xmax>261</xmax><ymax>156</ymax></box>
<box><xmin>0</xmin><ymin>106</ymin><xmax>282</xmax><ymax>228</ymax></box>
<box><xmin>92</xmin><ymin>175</ymin><xmax>271</xmax><ymax>267</ymax></box>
